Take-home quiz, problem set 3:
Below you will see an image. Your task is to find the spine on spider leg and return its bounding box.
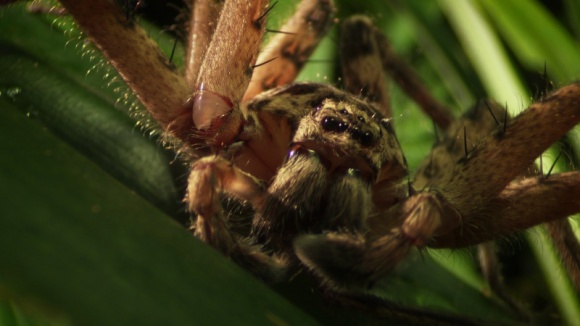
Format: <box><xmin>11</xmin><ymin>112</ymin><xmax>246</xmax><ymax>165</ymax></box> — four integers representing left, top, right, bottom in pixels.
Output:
<box><xmin>414</xmin><ymin>99</ymin><xmax>507</xmax><ymax>189</ymax></box>
<box><xmin>190</xmin><ymin>0</ymin><xmax>268</xmax><ymax>136</ymax></box>
<box><xmin>242</xmin><ymin>0</ymin><xmax>336</xmax><ymax>101</ymax></box>
<box><xmin>440</xmin><ymin>83</ymin><xmax>580</xmax><ymax>218</ymax></box>
<box><xmin>58</xmin><ymin>0</ymin><xmax>191</xmax><ymax>137</ymax></box>
<box><xmin>426</xmin><ymin>83</ymin><xmax>580</xmax><ymax>247</ymax></box>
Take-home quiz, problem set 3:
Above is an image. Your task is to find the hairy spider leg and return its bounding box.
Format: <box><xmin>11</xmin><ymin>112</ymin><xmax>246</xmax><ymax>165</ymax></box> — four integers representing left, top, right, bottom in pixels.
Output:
<box><xmin>422</xmin><ymin>84</ymin><xmax>580</xmax><ymax>291</ymax></box>
<box><xmin>546</xmin><ymin>219</ymin><xmax>580</xmax><ymax>290</ymax></box>
<box><xmin>59</xmin><ymin>0</ymin><xmax>190</xmax><ymax>136</ymax></box>
<box><xmin>424</xmin><ymin>84</ymin><xmax>580</xmax><ymax>246</ymax></box>
<box><xmin>187</xmin><ymin>156</ymin><xmax>288</xmax><ymax>282</ymax></box>
<box><xmin>414</xmin><ymin>100</ymin><xmax>533</xmax><ymax>317</ymax></box>
<box><xmin>294</xmin><ymin>85</ymin><xmax>580</xmax><ymax>290</ymax></box>
<box><xmin>189</xmin><ymin>0</ymin><xmax>268</xmax><ymax>146</ymax></box>
<box><xmin>340</xmin><ymin>16</ymin><xmax>391</xmax><ymax>119</ymax></box>
<box><xmin>294</xmin><ymin>191</ymin><xmax>448</xmax><ymax>289</ymax></box>
<box><xmin>369</xmin><ymin>12</ymin><xmax>580</xmax><ymax>294</ymax></box>
<box><xmin>185</xmin><ymin>0</ymin><xmax>223</xmax><ymax>89</ymax></box>
<box><xmin>242</xmin><ymin>0</ymin><xmax>335</xmax><ymax>103</ymax></box>
<box><xmin>292</xmin><ymin>18</ymin><xmax>580</xmax><ymax>295</ymax></box>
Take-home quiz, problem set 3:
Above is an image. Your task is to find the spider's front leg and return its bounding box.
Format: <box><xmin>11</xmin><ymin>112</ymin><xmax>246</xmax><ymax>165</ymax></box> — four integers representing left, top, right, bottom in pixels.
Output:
<box><xmin>294</xmin><ymin>190</ymin><xmax>453</xmax><ymax>289</ymax></box>
<box><xmin>186</xmin><ymin>156</ymin><xmax>288</xmax><ymax>281</ymax></box>
<box><xmin>58</xmin><ymin>0</ymin><xmax>191</xmax><ymax>135</ymax></box>
<box><xmin>56</xmin><ymin>0</ymin><xmax>263</xmax><ymax>146</ymax></box>
<box><xmin>187</xmin><ymin>0</ymin><xmax>334</xmax><ymax>151</ymax></box>
<box><xmin>186</xmin><ymin>0</ymin><xmax>269</xmax><ymax>148</ymax></box>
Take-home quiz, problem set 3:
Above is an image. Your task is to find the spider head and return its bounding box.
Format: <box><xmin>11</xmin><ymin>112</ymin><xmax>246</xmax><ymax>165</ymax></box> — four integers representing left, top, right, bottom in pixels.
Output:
<box><xmin>253</xmin><ymin>83</ymin><xmax>407</xmax><ymax>183</ymax></box>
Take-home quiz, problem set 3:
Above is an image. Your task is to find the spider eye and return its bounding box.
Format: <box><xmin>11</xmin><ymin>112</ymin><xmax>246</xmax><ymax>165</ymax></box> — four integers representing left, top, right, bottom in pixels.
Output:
<box><xmin>337</xmin><ymin>121</ymin><xmax>349</xmax><ymax>132</ymax></box>
<box><xmin>321</xmin><ymin>116</ymin><xmax>339</xmax><ymax>130</ymax></box>
<box><xmin>361</xmin><ymin>131</ymin><xmax>374</xmax><ymax>146</ymax></box>
<box><xmin>321</xmin><ymin>116</ymin><xmax>349</xmax><ymax>132</ymax></box>
<box><xmin>351</xmin><ymin>128</ymin><xmax>374</xmax><ymax>146</ymax></box>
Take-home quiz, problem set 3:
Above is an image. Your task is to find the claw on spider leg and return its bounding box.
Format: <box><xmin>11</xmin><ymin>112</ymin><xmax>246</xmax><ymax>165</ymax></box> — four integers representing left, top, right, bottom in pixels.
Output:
<box><xmin>182</xmin><ymin>89</ymin><xmax>243</xmax><ymax>149</ymax></box>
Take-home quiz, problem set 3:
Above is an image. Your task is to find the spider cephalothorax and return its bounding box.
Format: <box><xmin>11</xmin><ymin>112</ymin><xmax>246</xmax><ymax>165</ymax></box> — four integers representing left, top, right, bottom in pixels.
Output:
<box><xmin>244</xmin><ymin>83</ymin><xmax>407</xmax><ymax>240</ymax></box>
<box><xmin>53</xmin><ymin>0</ymin><xmax>580</xmax><ymax>322</ymax></box>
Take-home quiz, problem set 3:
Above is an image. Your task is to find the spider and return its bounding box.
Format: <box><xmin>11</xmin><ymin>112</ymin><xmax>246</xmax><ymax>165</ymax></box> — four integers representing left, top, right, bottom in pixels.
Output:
<box><xmin>13</xmin><ymin>0</ymin><xmax>580</xmax><ymax>323</ymax></box>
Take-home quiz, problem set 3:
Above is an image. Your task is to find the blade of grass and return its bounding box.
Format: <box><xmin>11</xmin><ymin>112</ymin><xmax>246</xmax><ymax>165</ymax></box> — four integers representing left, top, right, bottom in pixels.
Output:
<box><xmin>438</xmin><ymin>0</ymin><xmax>529</xmax><ymax>110</ymax></box>
<box><xmin>477</xmin><ymin>0</ymin><xmax>580</xmax><ymax>83</ymax></box>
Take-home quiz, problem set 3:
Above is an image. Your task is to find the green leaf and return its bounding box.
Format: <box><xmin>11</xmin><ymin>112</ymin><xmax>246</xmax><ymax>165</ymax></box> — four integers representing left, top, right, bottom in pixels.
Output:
<box><xmin>0</xmin><ymin>96</ymin><xmax>317</xmax><ymax>325</ymax></box>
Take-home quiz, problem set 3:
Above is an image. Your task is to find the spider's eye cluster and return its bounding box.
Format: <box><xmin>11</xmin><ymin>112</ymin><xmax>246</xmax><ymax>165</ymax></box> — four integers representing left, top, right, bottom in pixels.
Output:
<box><xmin>319</xmin><ymin>109</ymin><xmax>376</xmax><ymax>147</ymax></box>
